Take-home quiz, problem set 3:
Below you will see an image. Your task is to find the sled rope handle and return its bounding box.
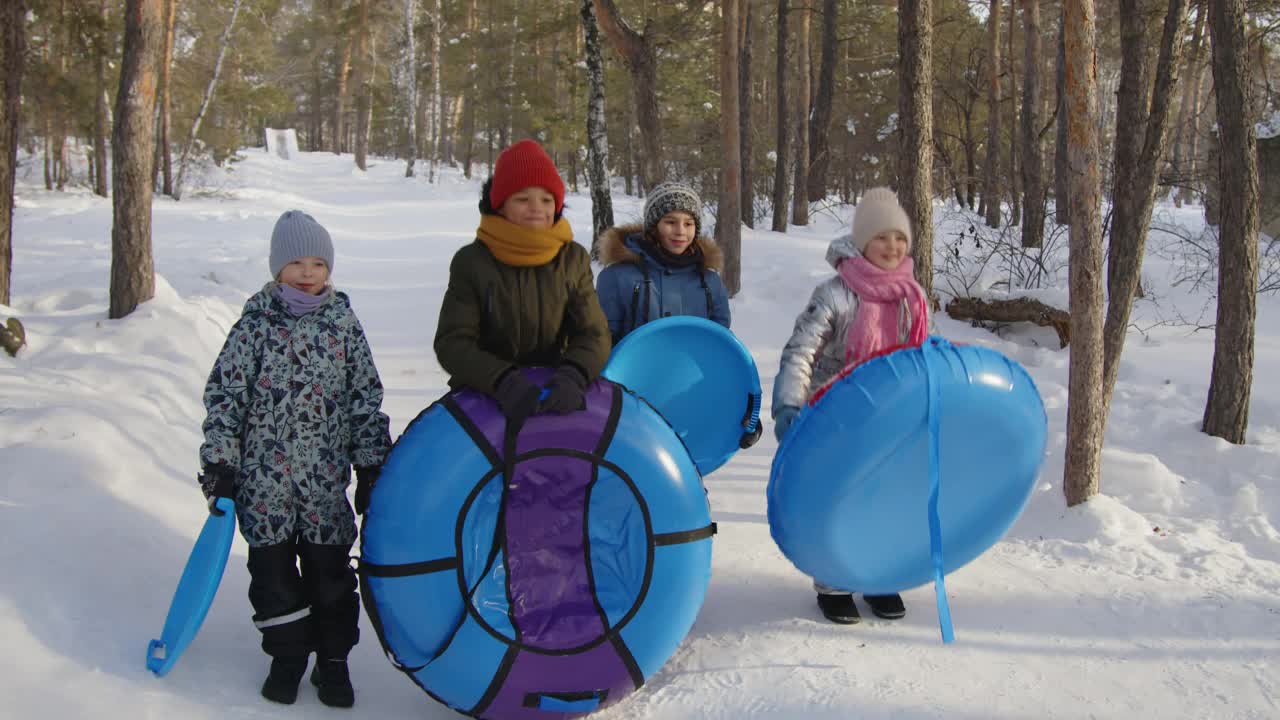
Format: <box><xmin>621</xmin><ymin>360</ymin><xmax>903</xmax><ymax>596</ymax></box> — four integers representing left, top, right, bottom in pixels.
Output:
<box><xmin>923</xmin><ymin>338</ymin><xmax>955</xmax><ymax>643</ymax></box>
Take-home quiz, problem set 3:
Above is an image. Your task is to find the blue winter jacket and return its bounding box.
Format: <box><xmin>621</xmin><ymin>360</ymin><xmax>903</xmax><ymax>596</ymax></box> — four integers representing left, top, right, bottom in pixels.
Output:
<box><xmin>595</xmin><ymin>224</ymin><xmax>731</xmax><ymax>345</ymax></box>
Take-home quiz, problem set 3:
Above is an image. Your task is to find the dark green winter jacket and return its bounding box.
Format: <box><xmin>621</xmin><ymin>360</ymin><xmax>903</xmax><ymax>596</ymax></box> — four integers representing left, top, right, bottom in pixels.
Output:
<box><xmin>434</xmin><ymin>239</ymin><xmax>611</xmax><ymax>394</ymax></box>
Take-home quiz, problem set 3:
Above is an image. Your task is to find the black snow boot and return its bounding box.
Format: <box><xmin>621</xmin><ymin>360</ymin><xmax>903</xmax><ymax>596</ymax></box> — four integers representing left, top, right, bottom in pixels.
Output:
<box><xmin>311</xmin><ymin>658</ymin><xmax>355</xmax><ymax>708</ymax></box>
<box><xmin>816</xmin><ymin>593</ymin><xmax>860</xmax><ymax>624</ymax></box>
<box><xmin>865</xmin><ymin>593</ymin><xmax>906</xmax><ymax>620</ymax></box>
<box><xmin>260</xmin><ymin>656</ymin><xmax>309</xmax><ymax>704</ymax></box>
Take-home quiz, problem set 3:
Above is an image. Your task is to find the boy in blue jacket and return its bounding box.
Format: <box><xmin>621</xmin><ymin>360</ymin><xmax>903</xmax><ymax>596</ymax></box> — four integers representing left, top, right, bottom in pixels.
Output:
<box><xmin>596</xmin><ymin>182</ymin><xmax>731</xmax><ymax>345</ymax></box>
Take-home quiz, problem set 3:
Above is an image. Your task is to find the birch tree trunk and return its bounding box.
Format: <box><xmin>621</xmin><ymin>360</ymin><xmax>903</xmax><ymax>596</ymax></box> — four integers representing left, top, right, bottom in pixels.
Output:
<box><xmin>581</xmin><ymin>0</ymin><xmax>614</xmax><ymax>256</ymax></box>
<box><xmin>1062</xmin><ymin>0</ymin><xmax>1104</xmax><ymax>506</ymax></box>
<box><xmin>1202</xmin><ymin>0</ymin><xmax>1259</xmax><ymax>444</ymax></box>
<box><xmin>156</xmin><ymin>0</ymin><xmax>176</xmax><ymax>195</ymax></box>
<box><xmin>429</xmin><ymin>0</ymin><xmax>442</xmax><ymax>181</ymax></box>
<box><xmin>1020</xmin><ymin>0</ymin><xmax>1046</xmax><ymax>248</ymax></box>
<box><xmin>790</xmin><ymin>0</ymin><xmax>811</xmax><ymax>226</ymax></box>
<box><xmin>807</xmin><ymin>0</ymin><xmax>837</xmax><ymax>203</ymax></box>
<box><xmin>771</xmin><ymin>0</ymin><xmax>791</xmax><ymax>232</ymax></box>
<box><xmin>404</xmin><ymin>0</ymin><xmax>418</xmax><ymax>178</ymax></box>
<box><xmin>899</xmin><ymin>0</ymin><xmax>934</xmax><ymax>299</ymax></box>
<box><xmin>983</xmin><ymin>0</ymin><xmax>1002</xmax><ymax>228</ymax></box>
<box><xmin>1102</xmin><ymin>0</ymin><xmax>1189</xmax><ymax>411</ymax></box>
<box><xmin>173</xmin><ymin>0</ymin><xmax>244</xmax><ymax>201</ymax></box>
<box><xmin>0</xmin><ymin>0</ymin><xmax>27</xmax><ymax>306</ymax></box>
<box><xmin>720</xmin><ymin>0</ymin><xmax>744</xmax><ymax>296</ymax></box>
<box><xmin>110</xmin><ymin>0</ymin><xmax>163</xmax><ymax>319</ymax></box>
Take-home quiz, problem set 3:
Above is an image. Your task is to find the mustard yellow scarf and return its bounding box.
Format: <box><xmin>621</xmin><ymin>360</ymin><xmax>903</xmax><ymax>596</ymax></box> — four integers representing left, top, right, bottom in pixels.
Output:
<box><xmin>476</xmin><ymin>215</ymin><xmax>574</xmax><ymax>266</ymax></box>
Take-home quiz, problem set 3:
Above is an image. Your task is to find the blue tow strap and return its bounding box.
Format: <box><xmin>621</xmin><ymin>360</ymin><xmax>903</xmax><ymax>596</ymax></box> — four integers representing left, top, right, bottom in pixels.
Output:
<box><xmin>922</xmin><ymin>339</ymin><xmax>955</xmax><ymax>643</ymax></box>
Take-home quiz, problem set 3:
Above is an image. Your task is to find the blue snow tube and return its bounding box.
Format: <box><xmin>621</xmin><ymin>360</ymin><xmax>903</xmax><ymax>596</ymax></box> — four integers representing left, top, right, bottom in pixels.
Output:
<box><xmin>768</xmin><ymin>338</ymin><xmax>1047</xmax><ymax>639</ymax></box>
<box><xmin>359</xmin><ymin>374</ymin><xmax>714</xmax><ymax>719</ymax></box>
<box><xmin>604</xmin><ymin>316</ymin><xmax>762</xmax><ymax>475</ymax></box>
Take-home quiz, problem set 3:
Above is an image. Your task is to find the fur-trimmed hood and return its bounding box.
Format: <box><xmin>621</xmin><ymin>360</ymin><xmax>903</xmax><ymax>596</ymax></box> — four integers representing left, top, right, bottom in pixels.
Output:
<box><xmin>598</xmin><ymin>224</ymin><xmax>724</xmax><ymax>273</ymax></box>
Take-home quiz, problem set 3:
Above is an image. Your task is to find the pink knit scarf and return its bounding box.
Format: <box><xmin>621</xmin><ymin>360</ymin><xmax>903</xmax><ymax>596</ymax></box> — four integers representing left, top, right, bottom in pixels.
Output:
<box><xmin>837</xmin><ymin>254</ymin><xmax>929</xmax><ymax>366</ymax></box>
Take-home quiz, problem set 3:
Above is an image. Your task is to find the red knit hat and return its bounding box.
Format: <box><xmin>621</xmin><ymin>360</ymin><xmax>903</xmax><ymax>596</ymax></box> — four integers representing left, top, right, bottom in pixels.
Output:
<box><xmin>489</xmin><ymin>140</ymin><xmax>566</xmax><ymax>215</ymax></box>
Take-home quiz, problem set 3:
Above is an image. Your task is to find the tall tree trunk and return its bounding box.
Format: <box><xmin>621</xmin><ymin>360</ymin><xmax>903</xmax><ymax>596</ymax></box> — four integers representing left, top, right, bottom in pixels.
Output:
<box><xmin>593</xmin><ymin>0</ymin><xmax>663</xmax><ymax>190</ymax></box>
<box><xmin>1108</xmin><ymin>0</ymin><xmax>1151</xmax><ymax>253</ymax></box>
<box><xmin>110</xmin><ymin>0</ymin><xmax>162</xmax><ymax>320</ymax></box>
<box><xmin>771</xmin><ymin>0</ymin><xmax>791</xmax><ymax>232</ymax></box>
<box><xmin>740</xmin><ymin>0</ymin><xmax>755</xmax><ymax>227</ymax></box>
<box><xmin>1006</xmin><ymin>0</ymin><xmax>1020</xmax><ymax>226</ymax></box>
<box><xmin>353</xmin><ymin>1</ymin><xmax>371</xmax><ymax>171</ymax></box>
<box><xmin>173</xmin><ymin>0</ymin><xmax>244</xmax><ymax>200</ymax></box>
<box><xmin>1173</xmin><ymin>0</ymin><xmax>1206</xmax><ymax>206</ymax></box>
<box><xmin>898</xmin><ymin>0</ymin><xmax>934</xmax><ymax>299</ymax></box>
<box><xmin>503</xmin><ymin>11</ymin><xmax>516</xmax><ymax>147</ymax></box>
<box><xmin>428</xmin><ymin>0</ymin><xmax>442</xmax><ymax>180</ymax></box>
<box><xmin>983</xmin><ymin>0</ymin><xmax>1002</xmax><ymax>228</ymax></box>
<box><xmin>404</xmin><ymin>0</ymin><xmax>418</xmax><ymax>177</ymax></box>
<box><xmin>1202</xmin><ymin>0</ymin><xmax>1259</xmax><ymax>444</ymax></box>
<box><xmin>1062</xmin><ymin>0</ymin><xmax>1104</xmax><ymax>506</ymax></box>
<box><xmin>1102</xmin><ymin>0</ymin><xmax>1189</xmax><ymax>412</ymax></box>
<box><xmin>156</xmin><ymin>0</ymin><xmax>176</xmax><ymax>195</ymax></box>
<box><xmin>0</xmin><ymin>0</ymin><xmax>27</xmax><ymax>307</ymax></box>
<box><xmin>53</xmin><ymin>0</ymin><xmax>68</xmax><ymax>192</ymax></box>
<box><xmin>806</xmin><ymin>0</ymin><xmax>836</xmax><ymax>203</ymax></box>
<box><xmin>581</xmin><ymin>0</ymin><xmax>614</xmax><ymax>257</ymax></box>
<box><xmin>94</xmin><ymin>0</ymin><xmax>112</xmax><ymax>198</ymax></box>
<box><xmin>1054</xmin><ymin>14</ymin><xmax>1069</xmax><ymax>222</ymax></box>
<box><xmin>790</xmin><ymin>0</ymin><xmax>811</xmax><ymax>225</ymax></box>
<box><xmin>720</xmin><ymin>0</ymin><xmax>744</xmax><ymax>296</ymax></box>
<box><xmin>333</xmin><ymin>14</ymin><xmax>354</xmax><ymax>155</ymax></box>
<box><xmin>1020</xmin><ymin>0</ymin><xmax>1046</xmax><ymax>248</ymax></box>
<box><xmin>461</xmin><ymin>0</ymin><xmax>477</xmax><ymax>178</ymax></box>
<box><xmin>624</xmin><ymin>96</ymin><xmax>635</xmax><ymax>196</ymax></box>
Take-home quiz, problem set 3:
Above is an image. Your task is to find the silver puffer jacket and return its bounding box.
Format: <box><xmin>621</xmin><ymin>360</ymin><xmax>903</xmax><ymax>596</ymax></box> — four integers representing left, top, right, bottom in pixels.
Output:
<box><xmin>771</xmin><ymin>234</ymin><xmax>931</xmax><ymax>415</ymax></box>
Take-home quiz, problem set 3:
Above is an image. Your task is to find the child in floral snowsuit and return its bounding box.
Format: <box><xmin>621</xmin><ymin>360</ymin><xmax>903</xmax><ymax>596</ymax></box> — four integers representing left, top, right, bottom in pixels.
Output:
<box><xmin>199</xmin><ymin>210</ymin><xmax>391</xmax><ymax>708</ymax></box>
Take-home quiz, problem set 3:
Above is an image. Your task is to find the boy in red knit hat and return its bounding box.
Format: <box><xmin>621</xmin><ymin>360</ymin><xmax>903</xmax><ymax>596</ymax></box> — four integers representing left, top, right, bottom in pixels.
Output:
<box><xmin>433</xmin><ymin>139</ymin><xmax>610</xmax><ymax>423</ymax></box>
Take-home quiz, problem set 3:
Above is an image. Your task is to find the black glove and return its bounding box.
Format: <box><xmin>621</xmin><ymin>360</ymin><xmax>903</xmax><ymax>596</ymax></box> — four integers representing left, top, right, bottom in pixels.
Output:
<box><xmin>538</xmin><ymin>365</ymin><xmax>589</xmax><ymax>414</ymax></box>
<box><xmin>200</xmin><ymin>463</ymin><xmax>236</xmax><ymax>515</ymax></box>
<box><xmin>493</xmin><ymin>369</ymin><xmax>542</xmax><ymax>424</ymax></box>
<box><xmin>354</xmin><ymin>465</ymin><xmax>381</xmax><ymax>515</ymax></box>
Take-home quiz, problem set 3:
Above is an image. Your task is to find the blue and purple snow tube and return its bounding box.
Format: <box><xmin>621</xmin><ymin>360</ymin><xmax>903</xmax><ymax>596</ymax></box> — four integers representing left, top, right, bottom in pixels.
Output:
<box><xmin>359</xmin><ymin>371</ymin><xmax>714</xmax><ymax>719</ymax></box>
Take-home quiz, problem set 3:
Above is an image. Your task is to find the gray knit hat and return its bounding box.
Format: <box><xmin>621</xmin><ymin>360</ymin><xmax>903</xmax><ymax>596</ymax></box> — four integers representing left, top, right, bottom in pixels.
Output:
<box><xmin>851</xmin><ymin>187</ymin><xmax>912</xmax><ymax>254</ymax></box>
<box><xmin>269</xmin><ymin>210</ymin><xmax>334</xmax><ymax>278</ymax></box>
<box><xmin>643</xmin><ymin>182</ymin><xmax>702</xmax><ymax>238</ymax></box>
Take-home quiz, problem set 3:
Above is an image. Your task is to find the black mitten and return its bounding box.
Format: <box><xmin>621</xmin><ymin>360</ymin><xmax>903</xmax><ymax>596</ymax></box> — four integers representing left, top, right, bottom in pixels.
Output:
<box><xmin>493</xmin><ymin>369</ymin><xmax>542</xmax><ymax>424</ymax></box>
<box><xmin>200</xmin><ymin>463</ymin><xmax>236</xmax><ymax>515</ymax></box>
<box><xmin>354</xmin><ymin>465</ymin><xmax>381</xmax><ymax>515</ymax></box>
<box><xmin>538</xmin><ymin>364</ymin><xmax>589</xmax><ymax>414</ymax></box>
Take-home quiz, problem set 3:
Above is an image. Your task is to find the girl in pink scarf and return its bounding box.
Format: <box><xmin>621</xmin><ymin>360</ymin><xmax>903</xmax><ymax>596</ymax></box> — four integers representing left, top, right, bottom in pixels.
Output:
<box><xmin>838</xmin><ymin>187</ymin><xmax>930</xmax><ymax>367</ymax></box>
<box><xmin>771</xmin><ymin>186</ymin><xmax>930</xmax><ymax>625</ymax></box>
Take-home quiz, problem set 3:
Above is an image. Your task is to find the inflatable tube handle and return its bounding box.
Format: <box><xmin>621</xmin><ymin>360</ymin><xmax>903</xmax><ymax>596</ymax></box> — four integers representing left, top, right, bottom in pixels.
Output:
<box><xmin>923</xmin><ymin>339</ymin><xmax>956</xmax><ymax>644</ymax></box>
<box><xmin>739</xmin><ymin>393</ymin><xmax>763</xmax><ymax>449</ymax></box>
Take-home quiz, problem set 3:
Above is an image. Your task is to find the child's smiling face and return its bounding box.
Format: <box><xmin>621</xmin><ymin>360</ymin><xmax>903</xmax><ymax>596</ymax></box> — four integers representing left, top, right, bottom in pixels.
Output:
<box><xmin>277</xmin><ymin>256</ymin><xmax>330</xmax><ymax>295</ymax></box>
<box><xmin>499</xmin><ymin>186</ymin><xmax>557</xmax><ymax>230</ymax></box>
<box><xmin>655</xmin><ymin>211</ymin><xmax>697</xmax><ymax>255</ymax></box>
<box><xmin>863</xmin><ymin>230</ymin><xmax>910</xmax><ymax>271</ymax></box>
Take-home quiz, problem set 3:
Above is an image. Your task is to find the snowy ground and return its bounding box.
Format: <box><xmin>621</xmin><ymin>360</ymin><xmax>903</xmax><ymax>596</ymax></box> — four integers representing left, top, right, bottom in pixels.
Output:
<box><xmin>2</xmin><ymin>148</ymin><xmax>1278</xmax><ymax>719</ymax></box>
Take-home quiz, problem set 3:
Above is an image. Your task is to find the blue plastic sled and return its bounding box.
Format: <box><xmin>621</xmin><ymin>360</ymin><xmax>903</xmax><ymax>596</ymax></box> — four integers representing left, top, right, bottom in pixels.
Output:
<box><xmin>603</xmin><ymin>316</ymin><xmax>762</xmax><ymax>475</ymax></box>
<box><xmin>146</xmin><ymin>497</ymin><xmax>237</xmax><ymax>677</ymax></box>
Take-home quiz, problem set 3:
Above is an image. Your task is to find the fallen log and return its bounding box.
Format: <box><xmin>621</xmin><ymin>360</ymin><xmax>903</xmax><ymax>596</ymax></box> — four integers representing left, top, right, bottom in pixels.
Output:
<box><xmin>944</xmin><ymin>297</ymin><xmax>1070</xmax><ymax>348</ymax></box>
